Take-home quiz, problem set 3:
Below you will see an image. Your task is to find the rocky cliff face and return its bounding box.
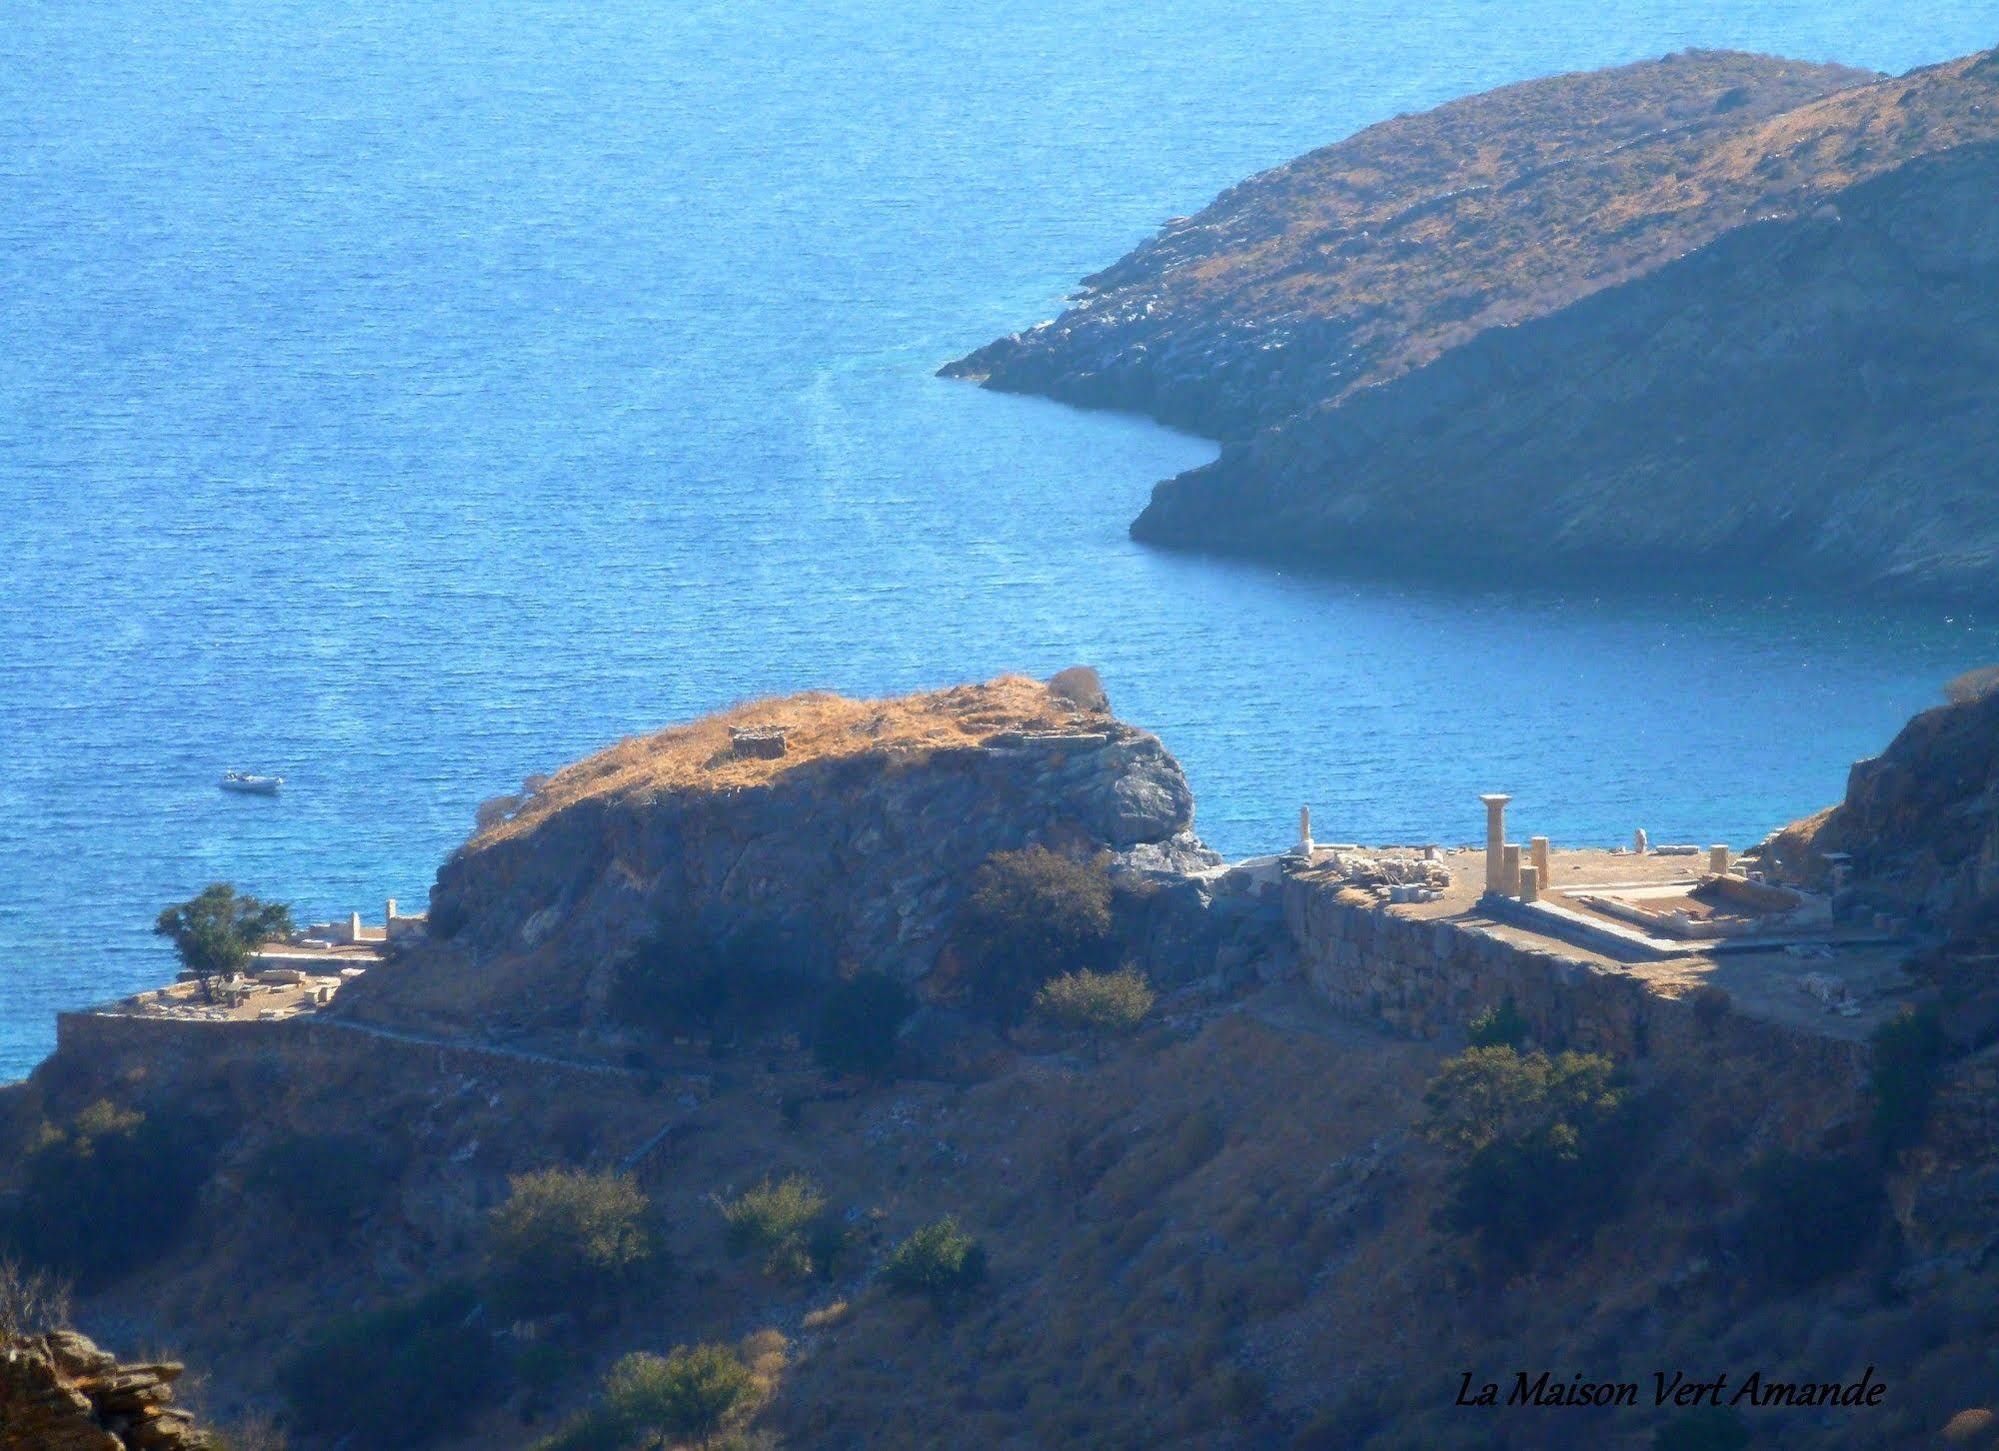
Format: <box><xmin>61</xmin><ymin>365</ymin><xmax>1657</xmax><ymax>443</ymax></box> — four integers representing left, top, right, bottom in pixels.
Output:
<box><xmin>391</xmin><ymin>677</ymin><xmax>1225</xmax><ymax>1027</ymax></box>
<box><xmin>1765</xmin><ymin>678</ymin><xmax>1999</xmax><ymax>924</ymax></box>
<box><xmin>948</xmin><ymin>47</ymin><xmax>1999</xmax><ymax>597</ymax></box>
<box><xmin>0</xmin><ymin>1332</ymin><xmax>209</xmax><ymax>1451</ymax></box>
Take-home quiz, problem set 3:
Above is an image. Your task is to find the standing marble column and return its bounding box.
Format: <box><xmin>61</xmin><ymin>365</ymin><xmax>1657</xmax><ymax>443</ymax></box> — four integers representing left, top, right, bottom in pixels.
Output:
<box><xmin>1519</xmin><ymin>864</ymin><xmax>1540</xmax><ymax>903</ymax></box>
<box><xmin>1531</xmin><ymin>837</ymin><xmax>1551</xmax><ymax>891</ymax></box>
<box><xmin>1481</xmin><ymin>795</ymin><xmax>1511</xmax><ymax>892</ymax></box>
<box><xmin>1502</xmin><ymin>844</ymin><xmax>1523</xmax><ymax>897</ymax></box>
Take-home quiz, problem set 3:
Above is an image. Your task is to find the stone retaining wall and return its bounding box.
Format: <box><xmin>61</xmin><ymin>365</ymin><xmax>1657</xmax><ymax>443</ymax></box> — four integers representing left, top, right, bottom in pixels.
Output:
<box><xmin>1284</xmin><ymin>875</ymin><xmax>1867</xmax><ymax>1089</ymax></box>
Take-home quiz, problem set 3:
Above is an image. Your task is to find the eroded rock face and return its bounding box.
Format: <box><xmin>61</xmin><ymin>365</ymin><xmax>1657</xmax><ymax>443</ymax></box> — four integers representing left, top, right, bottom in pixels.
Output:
<box><xmin>1765</xmin><ymin>682</ymin><xmax>1999</xmax><ymax>924</ymax></box>
<box><xmin>0</xmin><ymin>1331</ymin><xmax>209</xmax><ymax>1451</ymax></box>
<box><xmin>425</xmin><ymin>714</ymin><xmax>1218</xmax><ymax>996</ymax></box>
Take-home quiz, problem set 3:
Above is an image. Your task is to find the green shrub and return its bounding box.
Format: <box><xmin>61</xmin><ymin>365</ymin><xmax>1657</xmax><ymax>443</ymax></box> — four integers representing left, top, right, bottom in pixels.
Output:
<box><xmin>1737</xmin><ymin>1151</ymin><xmax>1883</xmax><ymax>1290</ymax></box>
<box><xmin>1034</xmin><ymin>967</ymin><xmax>1155</xmax><ymax>1040</ymax></box>
<box><xmin>243</xmin><ymin>1130</ymin><xmax>400</xmax><ymax>1231</ymax></box>
<box><xmin>881</xmin><ymin>1215</ymin><xmax>986</xmax><ymax>1304</ymax></box>
<box><xmin>1465</xmin><ymin>996</ymin><xmax>1527</xmax><ymax>1048</ymax></box>
<box><xmin>3</xmin><ymin>1100</ymin><xmax>214</xmax><ymax>1284</ymax></box>
<box><xmin>279</xmin><ymin>1283</ymin><xmax>494</xmax><ymax>1449</ymax></box>
<box><xmin>1871</xmin><ymin>1007</ymin><xmax>1945</xmax><ymax>1157</ymax></box>
<box><xmin>813</xmin><ymin>971</ymin><xmax>916</xmax><ymax>1077</ymax></box>
<box><xmin>607</xmin><ymin>1346</ymin><xmax>763</xmax><ymax>1445</ymax></box>
<box><xmin>488</xmin><ymin>1169</ymin><xmax>655</xmax><ymax>1316</ymax></box>
<box><xmin>1422</xmin><ymin>1047</ymin><xmax>1632</xmax><ymax>1268</ymax></box>
<box><xmin>958</xmin><ymin>847</ymin><xmax>1114</xmax><ymax>1024</ymax></box>
<box><xmin>716</xmin><ymin>1174</ymin><xmax>840</xmax><ymax>1280</ymax></box>
<box><xmin>536</xmin><ymin>1345</ymin><xmax>765</xmax><ymax>1451</ymax></box>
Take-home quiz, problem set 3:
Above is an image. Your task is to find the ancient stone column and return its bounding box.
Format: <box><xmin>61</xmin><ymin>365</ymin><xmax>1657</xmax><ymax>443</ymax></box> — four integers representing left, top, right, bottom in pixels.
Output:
<box><xmin>1708</xmin><ymin>845</ymin><xmax>1729</xmax><ymax>876</ymax></box>
<box><xmin>1519</xmin><ymin>864</ymin><xmax>1540</xmax><ymax>903</ymax></box>
<box><xmin>348</xmin><ymin>910</ymin><xmax>363</xmax><ymax>943</ymax></box>
<box><xmin>1297</xmin><ymin>805</ymin><xmax>1314</xmax><ymax>857</ymax></box>
<box><xmin>1481</xmin><ymin>795</ymin><xmax>1511</xmax><ymax>891</ymax></box>
<box><xmin>1502</xmin><ymin>844</ymin><xmax>1523</xmax><ymax>897</ymax></box>
<box><xmin>1531</xmin><ymin>837</ymin><xmax>1551</xmax><ymax>889</ymax></box>
<box><xmin>1634</xmin><ymin>827</ymin><xmax>1649</xmax><ymax>856</ymax></box>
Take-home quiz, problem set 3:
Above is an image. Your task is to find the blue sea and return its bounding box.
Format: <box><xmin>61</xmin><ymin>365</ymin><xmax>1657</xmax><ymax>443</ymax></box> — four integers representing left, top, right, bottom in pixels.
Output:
<box><xmin>2</xmin><ymin>1</ymin><xmax>1995</xmax><ymax>1080</ymax></box>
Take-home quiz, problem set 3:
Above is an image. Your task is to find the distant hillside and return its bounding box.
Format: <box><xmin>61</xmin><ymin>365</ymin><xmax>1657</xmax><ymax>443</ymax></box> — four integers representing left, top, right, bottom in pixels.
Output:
<box><xmin>947</xmin><ymin>47</ymin><xmax>1999</xmax><ymax>597</ymax></box>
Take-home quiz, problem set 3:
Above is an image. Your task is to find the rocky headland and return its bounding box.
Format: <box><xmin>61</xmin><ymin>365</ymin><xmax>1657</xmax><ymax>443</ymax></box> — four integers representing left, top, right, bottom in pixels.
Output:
<box><xmin>946</xmin><ymin>47</ymin><xmax>1999</xmax><ymax>597</ymax></box>
<box><xmin>9</xmin><ymin>671</ymin><xmax>1999</xmax><ymax>1448</ymax></box>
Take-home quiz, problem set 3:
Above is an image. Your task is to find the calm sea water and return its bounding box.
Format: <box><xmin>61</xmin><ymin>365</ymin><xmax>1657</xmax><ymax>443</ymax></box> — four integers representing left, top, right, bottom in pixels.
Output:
<box><xmin>2</xmin><ymin>2</ymin><xmax>1995</xmax><ymax>1080</ymax></box>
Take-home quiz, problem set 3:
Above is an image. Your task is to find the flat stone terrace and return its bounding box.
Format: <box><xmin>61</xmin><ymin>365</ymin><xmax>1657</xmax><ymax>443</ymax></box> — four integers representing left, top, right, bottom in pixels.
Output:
<box><xmin>1288</xmin><ymin>845</ymin><xmax>1917</xmax><ymax>1042</ymax></box>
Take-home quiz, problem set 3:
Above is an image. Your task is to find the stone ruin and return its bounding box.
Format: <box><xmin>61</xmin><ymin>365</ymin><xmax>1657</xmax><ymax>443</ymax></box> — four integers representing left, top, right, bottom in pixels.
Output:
<box><xmin>728</xmin><ymin>725</ymin><xmax>789</xmax><ymax>760</ymax></box>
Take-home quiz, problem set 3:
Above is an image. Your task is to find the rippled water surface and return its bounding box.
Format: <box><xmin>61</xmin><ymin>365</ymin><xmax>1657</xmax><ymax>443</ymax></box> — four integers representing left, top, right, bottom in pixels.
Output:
<box><xmin>3</xmin><ymin>0</ymin><xmax>1997</xmax><ymax>1079</ymax></box>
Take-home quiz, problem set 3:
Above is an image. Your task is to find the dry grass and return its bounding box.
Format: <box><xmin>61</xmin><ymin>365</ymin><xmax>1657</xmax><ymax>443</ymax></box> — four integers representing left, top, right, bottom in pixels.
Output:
<box><xmin>474</xmin><ymin>675</ymin><xmax>1082</xmax><ymax>848</ymax></box>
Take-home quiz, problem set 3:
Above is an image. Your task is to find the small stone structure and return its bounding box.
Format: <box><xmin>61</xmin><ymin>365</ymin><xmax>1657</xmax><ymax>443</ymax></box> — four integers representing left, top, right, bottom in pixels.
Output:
<box><xmin>728</xmin><ymin>726</ymin><xmax>789</xmax><ymax>760</ymax></box>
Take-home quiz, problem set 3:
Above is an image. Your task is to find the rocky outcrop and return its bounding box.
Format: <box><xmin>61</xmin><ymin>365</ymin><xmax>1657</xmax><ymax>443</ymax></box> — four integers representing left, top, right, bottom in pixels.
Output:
<box><xmin>947</xmin><ymin>47</ymin><xmax>1999</xmax><ymax>598</ymax></box>
<box><xmin>1764</xmin><ymin>678</ymin><xmax>1999</xmax><ymax>924</ymax></box>
<box><xmin>0</xmin><ymin>1332</ymin><xmax>209</xmax><ymax>1451</ymax></box>
<box><xmin>401</xmin><ymin>678</ymin><xmax>1226</xmax><ymax>1021</ymax></box>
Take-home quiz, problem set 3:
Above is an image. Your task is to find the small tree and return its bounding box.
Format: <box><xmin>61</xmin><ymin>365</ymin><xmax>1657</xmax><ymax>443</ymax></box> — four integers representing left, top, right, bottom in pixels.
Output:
<box><xmin>1422</xmin><ymin>1047</ymin><xmax>1632</xmax><ymax>1268</ymax></box>
<box><xmin>488</xmin><ymin>1169</ymin><xmax>655</xmax><ymax>1317</ymax></box>
<box><xmin>154</xmin><ymin>884</ymin><xmax>293</xmax><ymax>1002</ymax></box>
<box><xmin>716</xmin><ymin>1174</ymin><xmax>837</xmax><ymax>1281</ymax></box>
<box><xmin>1034</xmin><ymin>967</ymin><xmax>1154</xmax><ymax>1055</ymax></box>
<box><xmin>5</xmin><ymin>1100</ymin><xmax>213</xmax><ymax>1284</ymax></box>
<box><xmin>880</xmin><ymin>1215</ymin><xmax>986</xmax><ymax>1305</ymax></box>
<box><xmin>958</xmin><ymin>848</ymin><xmax>1114</xmax><ymax>1024</ymax></box>
<box><xmin>813</xmin><ymin>971</ymin><xmax>916</xmax><ymax>1078</ymax></box>
<box><xmin>606</xmin><ymin>1344</ymin><xmax>762</xmax><ymax>1447</ymax></box>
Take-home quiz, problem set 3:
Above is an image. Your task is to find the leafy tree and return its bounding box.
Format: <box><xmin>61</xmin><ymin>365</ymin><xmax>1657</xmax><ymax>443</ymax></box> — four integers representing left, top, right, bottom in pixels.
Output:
<box><xmin>716</xmin><ymin>1174</ymin><xmax>837</xmax><ymax>1280</ymax></box>
<box><xmin>606</xmin><ymin>1345</ymin><xmax>763</xmax><ymax>1447</ymax></box>
<box><xmin>532</xmin><ymin>1342</ymin><xmax>772</xmax><ymax>1451</ymax></box>
<box><xmin>280</xmin><ymin>1283</ymin><xmax>494</xmax><ymax>1449</ymax></box>
<box><xmin>1870</xmin><ymin>1006</ymin><xmax>1945</xmax><ymax>1158</ymax></box>
<box><xmin>3</xmin><ymin>1100</ymin><xmax>214</xmax><ymax>1284</ymax></box>
<box><xmin>813</xmin><ymin>971</ymin><xmax>916</xmax><ymax>1078</ymax></box>
<box><xmin>880</xmin><ymin>1215</ymin><xmax>986</xmax><ymax>1304</ymax></box>
<box><xmin>1034</xmin><ymin>966</ymin><xmax>1155</xmax><ymax>1052</ymax></box>
<box><xmin>958</xmin><ymin>847</ymin><xmax>1113</xmax><ymax>1024</ymax></box>
<box><xmin>153</xmin><ymin>883</ymin><xmax>293</xmax><ymax>1001</ymax></box>
<box><xmin>1422</xmin><ymin>1047</ymin><xmax>1632</xmax><ymax>1268</ymax></box>
<box><xmin>488</xmin><ymin>1169</ymin><xmax>655</xmax><ymax>1316</ymax></box>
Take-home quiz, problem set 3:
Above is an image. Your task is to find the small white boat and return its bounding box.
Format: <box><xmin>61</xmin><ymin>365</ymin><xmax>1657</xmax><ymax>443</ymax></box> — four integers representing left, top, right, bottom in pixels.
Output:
<box><xmin>220</xmin><ymin>771</ymin><xmax>284</xmax><ymax>796</ymax></box>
